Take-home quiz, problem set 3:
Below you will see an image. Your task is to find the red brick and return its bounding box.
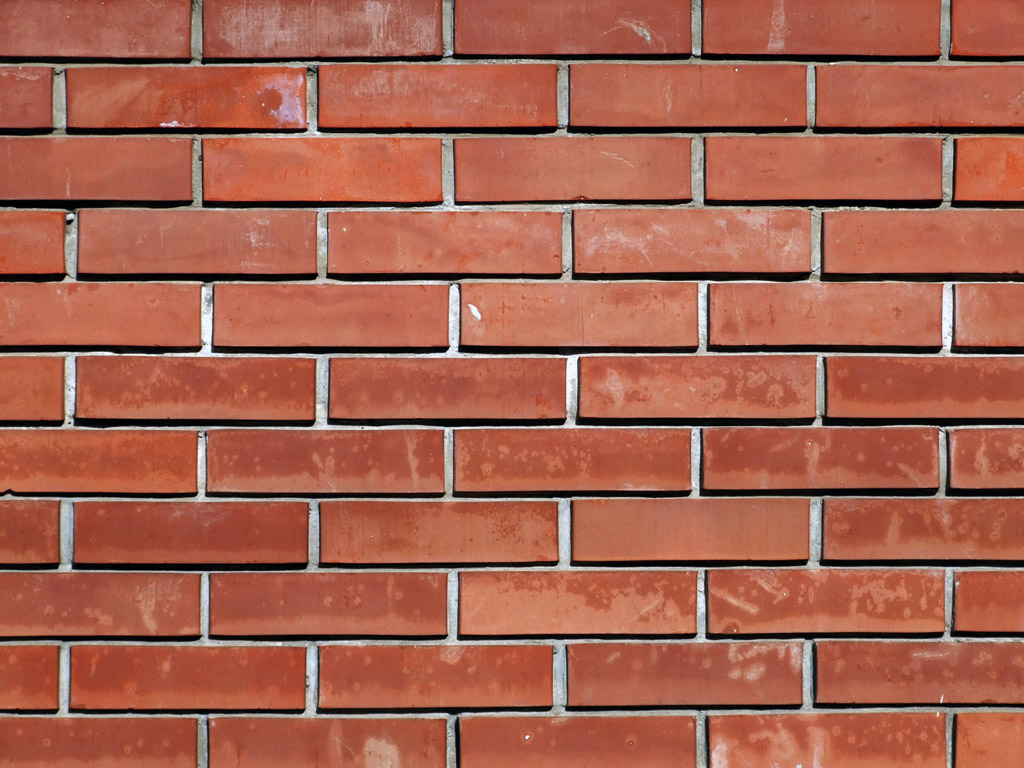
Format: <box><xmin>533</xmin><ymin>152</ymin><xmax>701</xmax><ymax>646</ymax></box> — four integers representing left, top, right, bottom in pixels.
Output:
<box><xmin>952</xmin><ymin>0</ymin><xmax>1024</xmax><ymax>56</ymax></box>
<box><xmin>956</xmin><ymin>284</ymin><xmax>1024</xmax><ymax>348</ymax></box>
<box><xmin>207</xmin><ymin>428</ymin><xmax>443</xmax><ymax>495</ymax></box>
<box><xmin>0</xmin><ymin>500</ymin><xmax>59</xmax><ymax>565</ymax></box>
<box><xmin>0</xmin><ymin>717</ymin><xmax>197</xmax><ymax>768</ymax></box>
<box><xmin>214</xmin><ymin>283</ymin><xmax>448</xmax><ymax>350</ymax></box>
<box><xmin>78</xmin><ymin>209</ymin><xmax>316</xmax><ymax>278</ymax></box>
<box><xmin>319</xmin><ymin>645</ymin><xmax>551</xmax><ymax>710</ymax></box>
<box><xmin>0</xmin><ymin>356</ymin><xmax>64</xmax><ymax>422</ymax></box>
<box><xmin>0</xmin><ymin>283</ymin><xmax>200</xmax><ymax>349</ymax></box>
<box><xmin>816</xmin><ymin>641</ymin><xmax>1024</xmax><ymax>704</ymax></box>
<box><xmin>956</xmin><ymin>137</ymin><xmax>1024</xmax><ymax>201</ymax></box>
<box><xmin>320</xmin><ymin>64</ymin><xmax>556</xmax><ymax>129</ymax></box>
<box><xmin>0</xmin><ymin>429</ymin><xmax>197</xmax><ymax>495</ymax></box>
<box><xmin>0</xmin><ymin>572</ymin><xmax>199</xmax><ymax>637</ymax></box>
<box><xmin>824</xmin><ymin>498</ymin><xmax>1024</xmax><ymax>562</ymax></box>
<box><xmin>0</xmin><ymin>646</ymin><xmax>58</xmax><ymax>711</ymax></box>
<box><xmin>0</xmin><ymin>67</ymin><xmax>51</xmax><ymax>130</ymax></box>
<box><xmin>574</xmin><ymin>208</ymin><xmax>812</xmax><ymax>276</ymax></box>
<box><xmin>955</xmin><ymin>571</ymin><xmax>1024</xmax><ymax>633</ymax></box>
<box><xmin>572</xmin><ymin>498</ymin><xmax>810</xmax><ymax>563</ymax></box>
<box><xmin>0</xmin><ymin>138</ymin><xmax>191</xmax><ymax>202</ymax></box>
<box><xmin>204</xmin><ymin>137</ymin><xmax>441</xmax><ymax>203</ymax></box>
<box><xmin>461</xmin><ymin>570</ymin><xmax>695</xmax><ymax>637</ymax></box>
<box><xmin>579</xmin><ymin>355</ymin><xmax>816</xmax><ymax>421</ymax></box>
<box><xmin>704</xmin><ymin>427</ymin><xmax>940</xmax><ymax>492</ymax></box>
<box><xmin>209</xmin><ymin>717</ymin><xmax>446</xmax><ymax>768</ymax></box>
<box><xmin>461</xmin><ymin>282</ymin><xmax>698</xmax><ymax>349</ymax></box>
<box><xmin>703</xmin><ymin>0</ymin><xmax>940</xmax><ymax>56</ymax></box>
<box><xmin>67</xmin><ymin>66</ymin><xmax>305</xmax><ymax>130</ymax></box>
<box><xmin>76</xmin><ymin>356</ymin><xmax>316</xmax><ymax>422</ymax></box>
<box><xmin>455</xmin><ymin>137</ymin><xmax>691</xmax><ymax>203</ymax></box>
<box><xmin>706</xmin><ymin>136</ymin><xmax>942</xmax><ymax>202</ymax></box>
<box><xmin>709</xmin><ymin>713</ymin><xmax>946</xmax><ymax>768</ymax></box>
<box><xmin>329</xmin><ymin>211</ymin><xmax>562</xmax><ymax>277</ymax></box>
<box><xmin>710</xmin><ymin>282</ymin><xmax>942</xmax><ymax>349</ymax></box>
<box><xmin>0</xmin><ymin>0</ymin><xmax>190</xmax><ymax>59</ymax></box>
<box><xmin>455</xmin><ymin>427</ymin><xmax>691</xmax><ymax>494</ymax></box>
<box><xmin>950</xmin><ymin>428</ymin><xmax>1024</xmax><ymax>490</ymax></box>
<box><xmin>455</xmin><ymin>0</ymin><xmax>690</xmax><ymax>55</ymax></box>
<box><xmin>569</xmin><ymin>642</ymin><xmax>803</xmax><ymax>707</ymax></box>
<box><xmin>204</xmin><ymin>0</ymin><xmax>442</xmax><ymax>58</ymax></box>
<box><xmin>460</xmin><ymin>716</ymin><xmax>696</xmax><ymax>768</ymax></box>
<box><xmin>818</xmin><ymin>65</ymin><xmax>1024</xmax><ymax>128</ymax></box>
<box><xmin>0</xmin><ymin>211</ymin><xmax>64</xmax><ymax>276</ymax></box>
<box><xmin>825</xmin><ymin>210</ymin><xmax>1024</xmax><ymax>276</ymax></box>
<box><xmin>71</xmin><ymin>645</ymin><xmax>305</xmax><ymax>712</ymax></box>
<box><xmin>329</xmin><ymin>357</ymin><xmax>565</xmax><ymax>422</ymax></box>
<box><xmin>210</xmin><ymin>572</ymin><xmax>446</xmax><ymax>637</ymax></box>
<box><xmin>571</xmin><ymin>64</ymin><xmax>804</xmax><ymax>128</ymax></box>
<box><xmin>828</xmin><ymin>356</ymin><xmax>1024</xmax><ymax>420</ymax></box>
<box><xmin>321</xmin><ymin>500</ymin><xmax>558</xmax><ymax>566</ymax></box>
<box><xmin>957</xmin><ymin>713</ymin><xmax>1024</xmax><ymax>768</ymax></box>
<box><xmin>74</xmin><ymin>501</ymin><xmax>308</xmax><ymax>566</ymax></box>
<box><xmin>708</xmin><ymin>568</ymin><xmax>945</xmax><ymax>636</ymax></box>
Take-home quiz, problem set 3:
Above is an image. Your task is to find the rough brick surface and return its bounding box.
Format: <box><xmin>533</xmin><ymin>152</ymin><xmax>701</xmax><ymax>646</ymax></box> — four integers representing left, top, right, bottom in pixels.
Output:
<box><xmin>3</xmin><ymin>3</ymin><xmax>1023</xmax><ymax>764</ymax></box>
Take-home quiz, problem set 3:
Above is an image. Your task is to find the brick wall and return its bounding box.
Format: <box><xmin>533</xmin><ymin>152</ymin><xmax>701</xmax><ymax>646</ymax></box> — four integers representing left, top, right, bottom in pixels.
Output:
<box><xmin>1</xmin><ymin>0</ymin><xmax>1023</xmax><ymax>766</ymax></box>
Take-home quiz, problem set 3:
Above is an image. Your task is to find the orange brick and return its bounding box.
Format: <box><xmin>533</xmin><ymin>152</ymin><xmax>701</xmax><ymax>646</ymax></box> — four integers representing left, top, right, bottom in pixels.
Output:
<box><xmin>0</xmin><ymin>572</ymin><xmax>199</xmax><ymax>637</ymax></box>
<box><xmin>461</xmin><ymin>282</ymin><xmax>698</xmax><ymax>349</ymax></box>
<box><xmin>953</xmin><ymin>0</ymin><xmax>1024</xmax><ymax>56</ymax></box>
<box><xmin>0</xmin><ymin>67</ymin><xmax>51</xmax><ymax>129</ymax></box>
<box><xmin>214</xmin><ymin>284</ymin><xmax>448</xmax><ymax>350</ymax></box>
<box><xmin>67</xmin><ymin>66</ymin><xmax>305</xmax><ymax>130</ymax></box>
<box><xmin>329</xmin><ymin>211</ymin><xmax>562</xmax><ymax>277</ymax></box>
<box><xmin>319</xmin><ymin>645</ymin><xmax>552</xmax><ymax>709</ymax></box>
<box><xmin>455</xmin><ymin>428</ymin><xmax>691</xmax><ymax>494</ymax></box>
<box><xmin>955</xmin><ymin>284</ymin><xmax>1024</xmax><ymax>348</ymax></box>
<box><xmin>71</xmin><ymin>645</ymin><xmax>305</xmax><ymax>711</ymax></box>
<box><xmin>705</xmin><ymin>136</ymin><xmax>942</xmax><ymax>202</ymax></box>
<box><xmin>571</xmin><ymin>64</ymin><xmax>805</xmax><ymax>128</ymax></box>
<box><xmin>710</xmin><ymin>282</ymin><xmax>942</xmax><ymax>349</ymax></box>
<box><xmin>78</xmin><ymin>209</ymin><xmax>316</xmax><ymax>277</ymax></box>
<box><xmin>957</xmin><ymin>713</ymin><xmax>1024</xmax><ymax>768</ymax></box>
<box><xmin>0</xmin><ymin>357</ymin><xmax>64</xmax><ymax>422</ymax></box>
<box><xmin>204</xmin><ymin>0</ymin><xmax>442</xmax><ymax>58</ymax></box>
<box><xmin>956</xmin><ymin>137</ymin><xmax>1024</xmax><ymax>201</ymax></box>
<box><xmin>203</xmin><ymin>137</ymin><xmax>442</xmax><ymax>203</ymax></box>
<box><xmin>320</xmin><ymin>64</ymin><xmax>556</xmax><ymax>129</ymax></box>
<box><xmin>0</xmin><ymin>429</ymin><xmax>197</xmax><ymax>495</ymax></box>
<box><xmin>320</xmin><ymin>500</ymin><xmax>558</xmax><ymax>565</ymax></box>
<box><xmin>955</xmin><ymin>571</ymin><xmax>1024</xmax><ymax>633</ymax></box>
<box><xmin>579</xmin><ymin>355</ymin><xmax>816</xmax><ymax>421</ymax></box>
<box><xmin>817</xmin><ymin>641</ymin><xmax>1024</xmax><ymax>704</ymax></box>
<box><xmin>709</xmin><ymin>713</ymin><xmax>946</xmax><ymax>768</ymax></box>
<box><xmin>74</xmin><ymin>501</ymin><xmax>308</xmax><ymax>566</ymax></box>
<box><xmin>0</xmin><ymin>137</ymin><xmax>192</xmax><ymax>202</ymax></box>
<box><xmin>0</xmin><ymin>283</ymin><xmax>201</xmax><ymax>349</ymax></box>
<box><xmin>0</xmin><ymin>211</ymin><xmax>64</xmax><ymax>276</ymax></box>
<box><xmin>707</xmin><ymin>568</ymin><xmax>945</xmax><ymax>635</ymax></box>
<box><xmin>455</xmin><ymin>137</ymin><xmax>691</xmax><ymax>202</ymax></box>
<box><xmin>569</xmin><ymin>642</ymin><xmax>803</xmax><ymax>707</ymax></box>
<box><xmin>206</xmin><ymin>428</ymin><xmax>444</xmax><ymax>495</ymax></box>
<box><xmin>0</xmin><ymin>646</ymin><xmax>58</xmax><ymax>711</ymax></box>
<box><xmin>950</xmin><ymin>428</ymin><xmax>1024</xmax><ymax>490</ymax></box>
<box><xmin>76</xmin><ymin>356</ymin><xmax>316</xmax><ymax>422</ymax></box>
<box><xmin>572</xmin><ymin>498</ymin><xmax>810</xmax><ymax>563</ymax></box>
<box><xmin>703</xmin><ymin>0</ymin><xmax>940</xmax><ymax>56</ymax></box>
<box><xmin>574</xmin><ymin>208</ymin><xmax>812</xmax><ymax>275</ymax></box>
<box><xmin>461</xmin><ymin>716</ymin><xmax>696</xmax><ymax>768</ymax></box>
<box><xmin>0</xmin><ymin>0</ymin><xmax>190</xmax><ymax>59</ymax></box>
<box><xmin>0</xmin><ymin>500</ymin><xmax>59</xmax><ymax>565</ymax></box>
<box><xmin>455</xmin><ymin>0</ymin><xmax>691</xmax><ymax>55</ymax></box>
<box><xmin>703</xmin><ymin>427</ymin><xmax>940</xmax><ymax>492</ymax></box>
<box><xmin>210</xmin><ymin>572</ymin><xmax>446</xmax><ymax>637</ymax></box>
<box><xmin>209</xmin><ymin>718</ymin><xmax>446</xmax><ymax>768</ymax></box>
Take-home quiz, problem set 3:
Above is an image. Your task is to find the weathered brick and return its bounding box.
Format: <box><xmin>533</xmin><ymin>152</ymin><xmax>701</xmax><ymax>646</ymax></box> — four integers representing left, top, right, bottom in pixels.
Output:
<box><xmin>0</xmin><ymin>211</ymin><xmax>64</xmax><ymax>276</ymax></box>
<box><xmin>0</xmin><ymin>357</ymin><xmax>64</xmax><ymax>422</ymax></box>
<box><xmin>0</xmin><ymin>500</ymin><xmax>60</xmax><ymax>565</ymax></box>
<box><xmin>0</xmin><ymin>646</ymin><xmax>58</xmax><ymax>711</ymax></box>
<box><xmin>0</xmin><ymin>67</ymin><xmax>51</xmax><ymax>130</ymax></box>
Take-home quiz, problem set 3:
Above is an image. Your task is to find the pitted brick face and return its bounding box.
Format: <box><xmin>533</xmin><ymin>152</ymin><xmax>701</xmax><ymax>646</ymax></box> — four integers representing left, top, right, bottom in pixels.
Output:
<box><xmin>0</xmin><ymin>2</ymin><xmax>1019</xmax><ymax>766</ymax></box>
